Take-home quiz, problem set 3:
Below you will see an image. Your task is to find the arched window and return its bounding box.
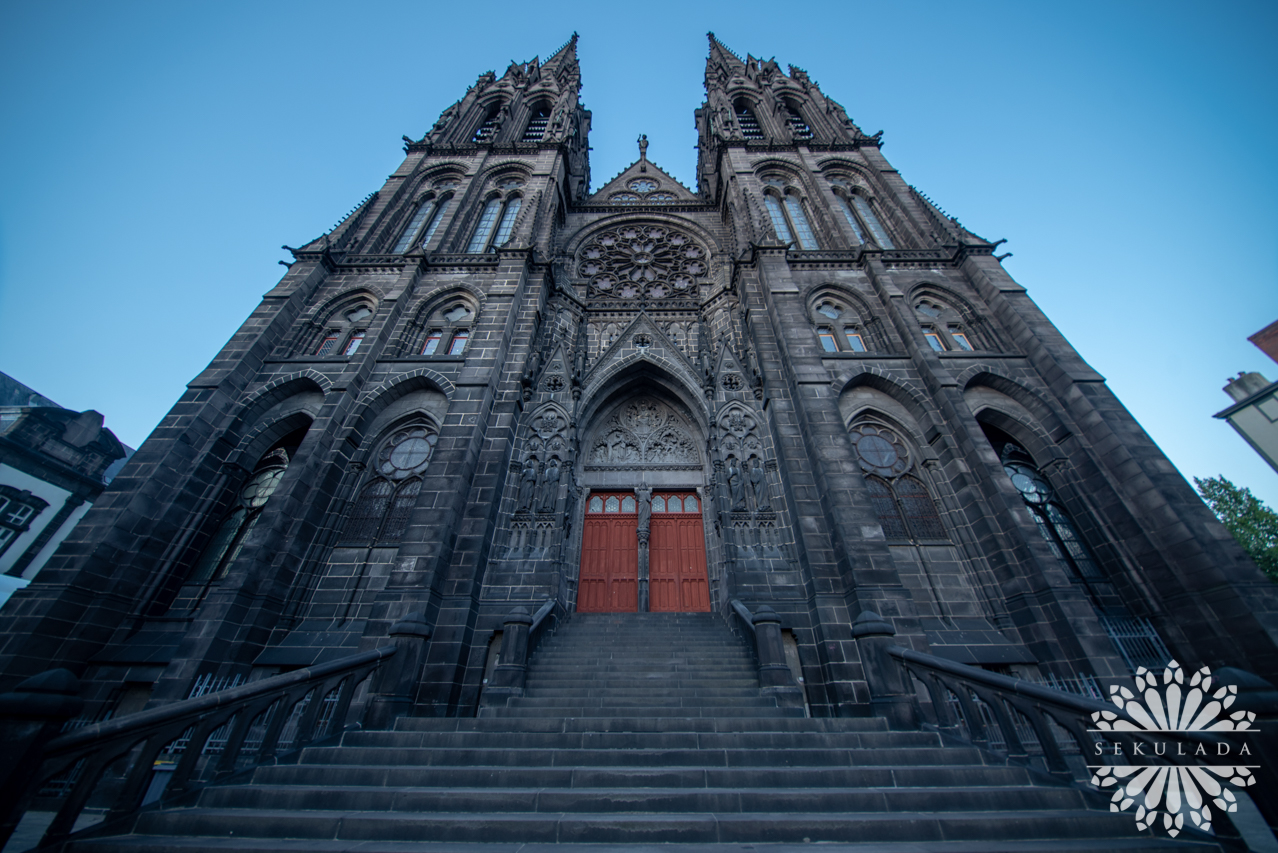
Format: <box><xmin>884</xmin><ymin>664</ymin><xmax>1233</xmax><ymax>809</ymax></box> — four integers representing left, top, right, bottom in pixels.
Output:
<box><xmin>391</xmin><ymin>187</ymin><xmax>455</xmax><ymax>254</ymax></box>
<box><xmin>786</xmin><ymin>105</ymin><xmax>813</xmax><ymax>140</ymax></box>
<box><xmin>472</xmin><ymin>107</ymin><xmax>500</xmax><ymax>142</ymax></box>
<box><xmin>991</xmin><ymin>438</ymin><xmax>1104</xmax><ymax>580</ymax></box>
<box><xmin>914</xmin><ymin>296</ymin><xmax>977</xmax><ymax>352</ymax></box>
<box><xmin>762</xmin><ymin>180</ymin><xmax>818</xmax><ymax>250</ymax></box>
<box><xmin>522</xmin><ymin>105</ymin><xmax>550</xmax><ymax>141</ymax></box>
<box><xmin>340</xmin><ymin>424</ymin><xmax>438</xmax><ymax>546</ymax></box>
<box><xmin>312</xmin><ymin>303</ymin><xmax>373</xmax><ymax>357</ymax></box>
<box><xmin>735</xmin><ymin>102</ymin><xmax>764</xmax><ymax>139</ymax></box>
<box><xmin>414</xmin><ymin>299</ymin><xmax>476</xmax><ymax>357</ymax></box>
<box><xmin>849</xmin><ymin>422</ymin><xmax>945</xmax><ymax>542</ymax></box>
<box><xmin>467</xmin><ymin>178</ymin><xmax>524</xmax><ymax>253</ymax></box>
<box><xmin>189</xmin><ymin>439</ymin><xmax>299</xmax><ymax>584</ymax></box>
<box><xmin>811</xmin><ymin>297</ymin><xmax>871</xmax><ymax>353</ymax></box>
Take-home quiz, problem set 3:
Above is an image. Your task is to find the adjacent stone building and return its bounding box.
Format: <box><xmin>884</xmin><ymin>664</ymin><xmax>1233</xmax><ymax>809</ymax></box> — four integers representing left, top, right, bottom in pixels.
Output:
<box><xmin>2</xmin><ymin>35</ymin><xmax>1274</xmax><ymax>722</ymax></box>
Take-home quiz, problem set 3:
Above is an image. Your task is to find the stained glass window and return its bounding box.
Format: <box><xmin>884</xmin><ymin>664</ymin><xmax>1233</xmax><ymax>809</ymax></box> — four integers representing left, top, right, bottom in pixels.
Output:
<box><xmin>315</xmin><ymin>334</ymin><xmax>340</xmax><ymax>356</ymax></box>
<box><xmin>838</xmin><ymin>197</ymin><xmax>866</xmax><ymax>244</ymax></box>
<box><xmin>419</xmin><ymin>196</ymin><xmax>451</xmax><ymax>248</ymax></box>
<box><xmin>651</xmin><ymin>496</ymin><xmax>666</xmax><ymax>513</ymax></box>
<box><xmin>343</xmin><ymin>332</ymin><xmax>365</xmax><ymax>356</ymax></box>
<box><xmin>621</xmin><ymin>496</ymin><xmax>636</xmax><ymax>513</ymax></box>
<box><xmin>393</xmin><ymin>199</ymin><xmax>436</xmax><ymax>254</ymax></box>
<box><xmin>852</xmin><ymin>195</ymin><xmax>894</xmax><ymax>249</ymax></box>
<box><xmin>950</xmin><ymin>329</ymin><xmax>973</xmax><ymax>351</ymax></box>
<box><xmin>684</xmin><ymin>495</ymin><xmax>697</xmax><ymax>512</ymax></box>
<box><xmin>605</xmin><ymin>496</ymin><xmax>620</xmax><ymax>513</ymax></box>
<box><xmin>784</xmin><ymin>197</ymin><xmax>817</xmax><ymax>249</ymax></box>
<box><xmin>447</xmin><ymin>330</ymin><xmax>469</xmax><ymax>355</ymax></box>
<box><xmin>589</xmin><ymin>496</ymin><xmax>604</xmax><ymax>513</ymax></box>
<box><xmin>467</xmin><ymin>199</ymin><xmax>502</xmax><ymax>252</ymax></box>
<box><xmin>844</xmin><ymin>329</ymin><xmax>866</xmax><ymax>352</ymax></box>
<box><xmin>492</xmin><ymin>197</ymin><xmax>522</xmax><ymax>249</ymax></box>
<box><xmin>924</xmin><ymin>331</ymin><xmax>946</xmax><ymax>351</ymax></box>
<box><xmin>818</xmin><ymin>328</ymin><xmax>839</xmax><ymax>352</ymax></box>
<box><xmin>764</xmin><ymin>195</ymin><xmax>793</xmax><ymax>244</ymax></box>
<box><xmin>421</xmin><ymin>332</ymin><xmax>442</xmax><ymax>355</ymax></box>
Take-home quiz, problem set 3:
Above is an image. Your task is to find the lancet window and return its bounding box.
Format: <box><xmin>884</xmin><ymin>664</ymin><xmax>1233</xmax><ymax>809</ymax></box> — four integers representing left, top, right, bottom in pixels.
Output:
<box><xmin>848</xmin><ymin>422</ymin><xmax>945</xmax><ymax>542</ymax></box>
<box><xmin>785</xmin><ymin>105</ymin><xmax>813</xmax><ymax>140</ymax></box>
<box><xmin>189</xmin><ymin>440</ymin><xmax>298</xmax><ymax>584</ymax></box>
<box><xmin>829</xmin><ymin>177</ymin><xmax>895</xmax><ymax>249</ymax></box>
<box><xmin>762</xmin><ymin>176</ymin><xmax>817</xmax><ymax>250</ymax></box>
<box><xmin>467</xmin><ymin>178</ymin><xmax>523</xmax><ymax>253</ymax></box>
<box><xmin>472</xmin><ymin>106</ymin><xmax>501</xmax><ymax>142</ymax></box>
<box><xmin>392</xmin><ymin>182</ymin><xmax>457</xmax><ymax>254</ymax></box>
<box><xmin>340</xmin><ymin>423</ymin><xmax>438</xmax><ymax>546</ymax></box>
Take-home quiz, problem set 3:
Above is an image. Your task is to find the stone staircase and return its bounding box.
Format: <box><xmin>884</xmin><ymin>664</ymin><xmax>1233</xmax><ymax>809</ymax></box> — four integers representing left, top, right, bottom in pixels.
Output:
<box><xmin>68</xmin><ymin>612</ymin><xmax>1222</xmax><ymax>851</ymax></box>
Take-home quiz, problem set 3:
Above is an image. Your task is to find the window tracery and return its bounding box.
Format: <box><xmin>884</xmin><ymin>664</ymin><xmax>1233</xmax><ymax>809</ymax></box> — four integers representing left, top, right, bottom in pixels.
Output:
<box><xmin>189</xmin><ymin>446</ymin><xmax>292</xmax><ymax>584</ymax></box>
<box><xmin>340</xmin><ymin>423</ymin><xmax>438</xmax><ymax>546</ymax></box>
<box><xmin>848</xmin><ymin>422</ymin><xmax>945</xmax><ymax>542</ymax></box>
<box><xmin>913</xmin><ymin>296</ymin><xmax>977</xmax><ymax>352</ymax></box>
<box><xmin>467</xmin><ymin>180</ymin><xmax>524</xmax><ymax>253</ymax></box>
<box><xmin>608</xmin><ymin>178</ymin><xmax>677</xmax><ymax>205</ymax></box>
<box><xmin>412</xmin><ymin>298</ymin><xmax>476</xmax><ymax>357</ymax></box>
<box><xmin>311</xmin><ymin>300</ymin><xmax>375</xmax><ymax>357</ymax></box>
<box><xmin>828</xmin><ymin>176</ymin><xmax>894</xmax><ymax>249</ymax></box>
<box><xmin>761</xmin><ymin>177</ymin><xmax>817</xmax><ymax>249</ymax></box>
<box><xmin>810</xmin><ymin>297</ymin><xmax>871</xmax><ymax>353</ymax></box>
<box><xmin>577</xmin><ymin>225</ymin><xmax>708</xmax><ymax>300</ymax></box>
<box><xmin>998</xmin><ymin>442</ymin><xmax>1104</xmax><ymax>580</ymax></box>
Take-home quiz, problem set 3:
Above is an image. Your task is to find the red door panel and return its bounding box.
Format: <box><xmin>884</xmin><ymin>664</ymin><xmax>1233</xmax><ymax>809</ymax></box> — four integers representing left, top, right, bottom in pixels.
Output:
<box><xmin>649</xmin><ymin>493</ymin><xmax>710</xmax><ymax>612</ymax></box>
<box><xmin>578</xmin><ymin>493</ymin><xmax>638</xmax><ymax>613</ymax></box>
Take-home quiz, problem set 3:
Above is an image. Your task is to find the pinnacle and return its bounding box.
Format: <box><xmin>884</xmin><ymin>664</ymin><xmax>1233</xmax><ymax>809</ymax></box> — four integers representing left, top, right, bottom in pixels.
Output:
<box><xmin>706</xmin><ymin>32</ymin><xmax>745</xmax><ymax>69</ymax></box>
<box><xmin>543</xmin><ymin>31</ymin><xmax>579</xmax><ymax>70</ymax></box>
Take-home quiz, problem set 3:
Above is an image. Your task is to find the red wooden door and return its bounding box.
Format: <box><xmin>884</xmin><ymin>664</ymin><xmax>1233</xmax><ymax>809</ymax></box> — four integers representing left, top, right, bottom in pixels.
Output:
<box><xmin>649</xmin><ymin>492</ymin><xmax>710</xmax><ymax>612</ymax></box>
<box><xmin>577</xmin><ymin>492</ymin><xmax>638</xmax><ymax>613</ymax></box>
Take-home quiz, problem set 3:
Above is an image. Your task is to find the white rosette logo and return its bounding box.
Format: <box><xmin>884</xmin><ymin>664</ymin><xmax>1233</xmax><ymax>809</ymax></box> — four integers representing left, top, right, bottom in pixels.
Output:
<box><xmin>1090</xmin><ymin>661</ymin><xmax>1257</xmax><ymax>836</ymax></box>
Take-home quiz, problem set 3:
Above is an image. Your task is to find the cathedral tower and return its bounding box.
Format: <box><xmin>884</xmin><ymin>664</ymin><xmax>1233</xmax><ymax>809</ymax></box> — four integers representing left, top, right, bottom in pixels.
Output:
<box><xmin>1</xmin><ymin>34</ymin><xmax>1274</xmax><ymax>726</ymax></box>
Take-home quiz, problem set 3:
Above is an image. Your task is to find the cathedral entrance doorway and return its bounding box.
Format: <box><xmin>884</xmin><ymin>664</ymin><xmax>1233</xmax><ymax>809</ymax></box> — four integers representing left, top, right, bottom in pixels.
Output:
<box><xmin>577</xmin><ymin>490</ymin><xmax>710</xmax><ymax>613</ymax></box>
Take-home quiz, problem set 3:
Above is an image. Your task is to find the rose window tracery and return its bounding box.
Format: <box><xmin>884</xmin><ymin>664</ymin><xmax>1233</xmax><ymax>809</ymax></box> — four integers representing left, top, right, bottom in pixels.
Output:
<box><xmin>608</xmin><ymin>179</ymin><xmax>678</xmax><ymax>205</ymax></box>
<box><xmin>578</xmin><ymin>226</ymin><xmax>708</xmax><ymax>300</ymax></box>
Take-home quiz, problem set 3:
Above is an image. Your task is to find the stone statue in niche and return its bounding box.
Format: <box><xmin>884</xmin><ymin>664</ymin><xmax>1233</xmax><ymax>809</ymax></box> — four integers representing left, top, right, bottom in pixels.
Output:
<box><xmin>749</xmin><ymin>457</ymin><xmax>770</xmax><ymax>510</ymax></box>
<box><xmin>538</xmin><ymin>457</ymin><xmax>561</xmax><ymax>511</ymax></box>
<box><xmin>726</xmin><ymin>457</ymin><xmax>746</xmax><ymax>511</ymax></box>
<box><xmin>518</xmin><ymin>457</ymin><xmax>539</xmax><ymax>510</ymax></box>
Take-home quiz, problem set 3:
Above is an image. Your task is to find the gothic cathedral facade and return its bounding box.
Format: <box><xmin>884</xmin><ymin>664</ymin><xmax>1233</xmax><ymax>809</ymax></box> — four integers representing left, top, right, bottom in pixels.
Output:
<box><xmin>3</xmin><ymin>35</ymin><xmax>1275</xmax><ymax>719</ymax></box>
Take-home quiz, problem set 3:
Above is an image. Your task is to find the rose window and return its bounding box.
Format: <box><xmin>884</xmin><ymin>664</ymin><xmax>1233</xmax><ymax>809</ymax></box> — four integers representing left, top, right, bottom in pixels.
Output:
<box><xmin>578</xmin><ymin>226</ymin><xmax>708</xmax><ymax>299</ymax></box>
<box><xmin>850</xmin><ymin>424</ymin><xmax>910</xmax><ymax>477</ymax></box>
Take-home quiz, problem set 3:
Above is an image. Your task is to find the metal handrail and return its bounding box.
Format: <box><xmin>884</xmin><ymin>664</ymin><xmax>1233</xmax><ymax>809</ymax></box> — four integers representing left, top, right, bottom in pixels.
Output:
<box><xmin>25</xmin><ymin>646</ymin><xmax>394</xmax><ymax>850</ymax></box>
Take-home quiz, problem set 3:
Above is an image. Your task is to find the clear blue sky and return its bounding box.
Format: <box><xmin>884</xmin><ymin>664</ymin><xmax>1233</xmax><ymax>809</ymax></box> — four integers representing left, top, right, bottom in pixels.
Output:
<box><xmin>2</xmin><ymin>0</ymin><xmax>1276</xmax><ymax>508</ymax></box>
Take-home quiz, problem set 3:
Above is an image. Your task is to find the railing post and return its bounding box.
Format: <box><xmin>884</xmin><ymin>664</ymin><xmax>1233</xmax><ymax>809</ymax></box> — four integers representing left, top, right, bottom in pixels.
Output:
<box><xmin>750</xmin><ymin>606</ymin><xmax>805</xmax><ymax>709</ymax></box>
<box><xmin>362</xmin><ymin>611</ymin><xmax>431</xmax><ymax>730</ymax></box>
<box><xmin>0</xmin><ymin>669</ymin><xmax>83</xmax><ymax>850</ymax></box>
<box><xmin>851</xmin><ymin>611</ymin><xmax>916</xmax><ymax>729</ymax></box>
<box><xmin>482</xmin><ymin>607</ymin><xmax>534</xmax><ymax>705</ymax></box>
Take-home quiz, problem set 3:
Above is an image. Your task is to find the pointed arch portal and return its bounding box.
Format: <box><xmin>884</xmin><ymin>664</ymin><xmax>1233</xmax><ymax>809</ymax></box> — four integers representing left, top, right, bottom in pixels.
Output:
<box><xmin>575</xmin><ymin>393</ymin><xmax>711</xmax><ymax>613</ymax></box>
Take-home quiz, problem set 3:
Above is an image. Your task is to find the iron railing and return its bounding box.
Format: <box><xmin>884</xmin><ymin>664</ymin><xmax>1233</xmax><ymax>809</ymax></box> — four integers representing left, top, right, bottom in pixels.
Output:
<box><xmin>12</xmin><ymin>646</ymin><xmax>394</xmax><ymax>851</ymax></box>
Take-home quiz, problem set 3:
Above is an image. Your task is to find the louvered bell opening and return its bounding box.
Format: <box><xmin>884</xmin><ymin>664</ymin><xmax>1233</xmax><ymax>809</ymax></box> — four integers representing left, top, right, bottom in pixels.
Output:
<box><xmin>735</xmin><ymin>107</ymin><xmax>763</xmax><ymax>139</ymax></box>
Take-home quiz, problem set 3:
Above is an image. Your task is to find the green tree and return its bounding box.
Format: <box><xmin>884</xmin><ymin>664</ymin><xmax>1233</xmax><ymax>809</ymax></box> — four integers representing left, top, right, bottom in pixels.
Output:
<box><xmin>1194</xmin><ymin>476</ymin><xmax>1278</xmax><ymax>581</ymax></box>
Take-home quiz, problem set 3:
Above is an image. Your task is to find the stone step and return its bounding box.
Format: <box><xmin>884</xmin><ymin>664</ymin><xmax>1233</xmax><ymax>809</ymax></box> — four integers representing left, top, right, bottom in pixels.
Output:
<box><xmin>492</xmin><ymin>705</ymin><xmax>803</xmax><ymax>718</ymax></box>
<box><xmin>388</xmin><ymin>715</ymin><xmax>891</xmax><ymax>734</ymax></box>
<box><xmin>523</xmin><ymin>685</ymin><xmax>765</xmax><ymax>697</ymax></box>
<box><xmin>508</xmin><ymin>695</ymin><xmax>783</xmax><ymax>709</ymax></box>
<box><xmin>252</xmin><ymin>762</ymin><xmax>1033</xmax><ymax>790</ymax></box>
<box><xmin>341</xmin><ymin>728</ymin><xmax>941</xmax><ymax>750</ymax></box>
<box><xmin>298</xmin><ymin>744</ymin><xmax>990</xmax><ymax>769</ymax></box>
<box><xmin>197</xmin><ymin>783</ymin><xmax>1090</xmax><ymax>814</ymax></box>
<box><xmin>67</xmin><ymin>837</ymin><xmax>1226</xmax><ymax>852</ymax></box>
<box><xmin>125</xmin><ymin>807</ymin><xmax>1176</xmax><ymax>846</ymax></box>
